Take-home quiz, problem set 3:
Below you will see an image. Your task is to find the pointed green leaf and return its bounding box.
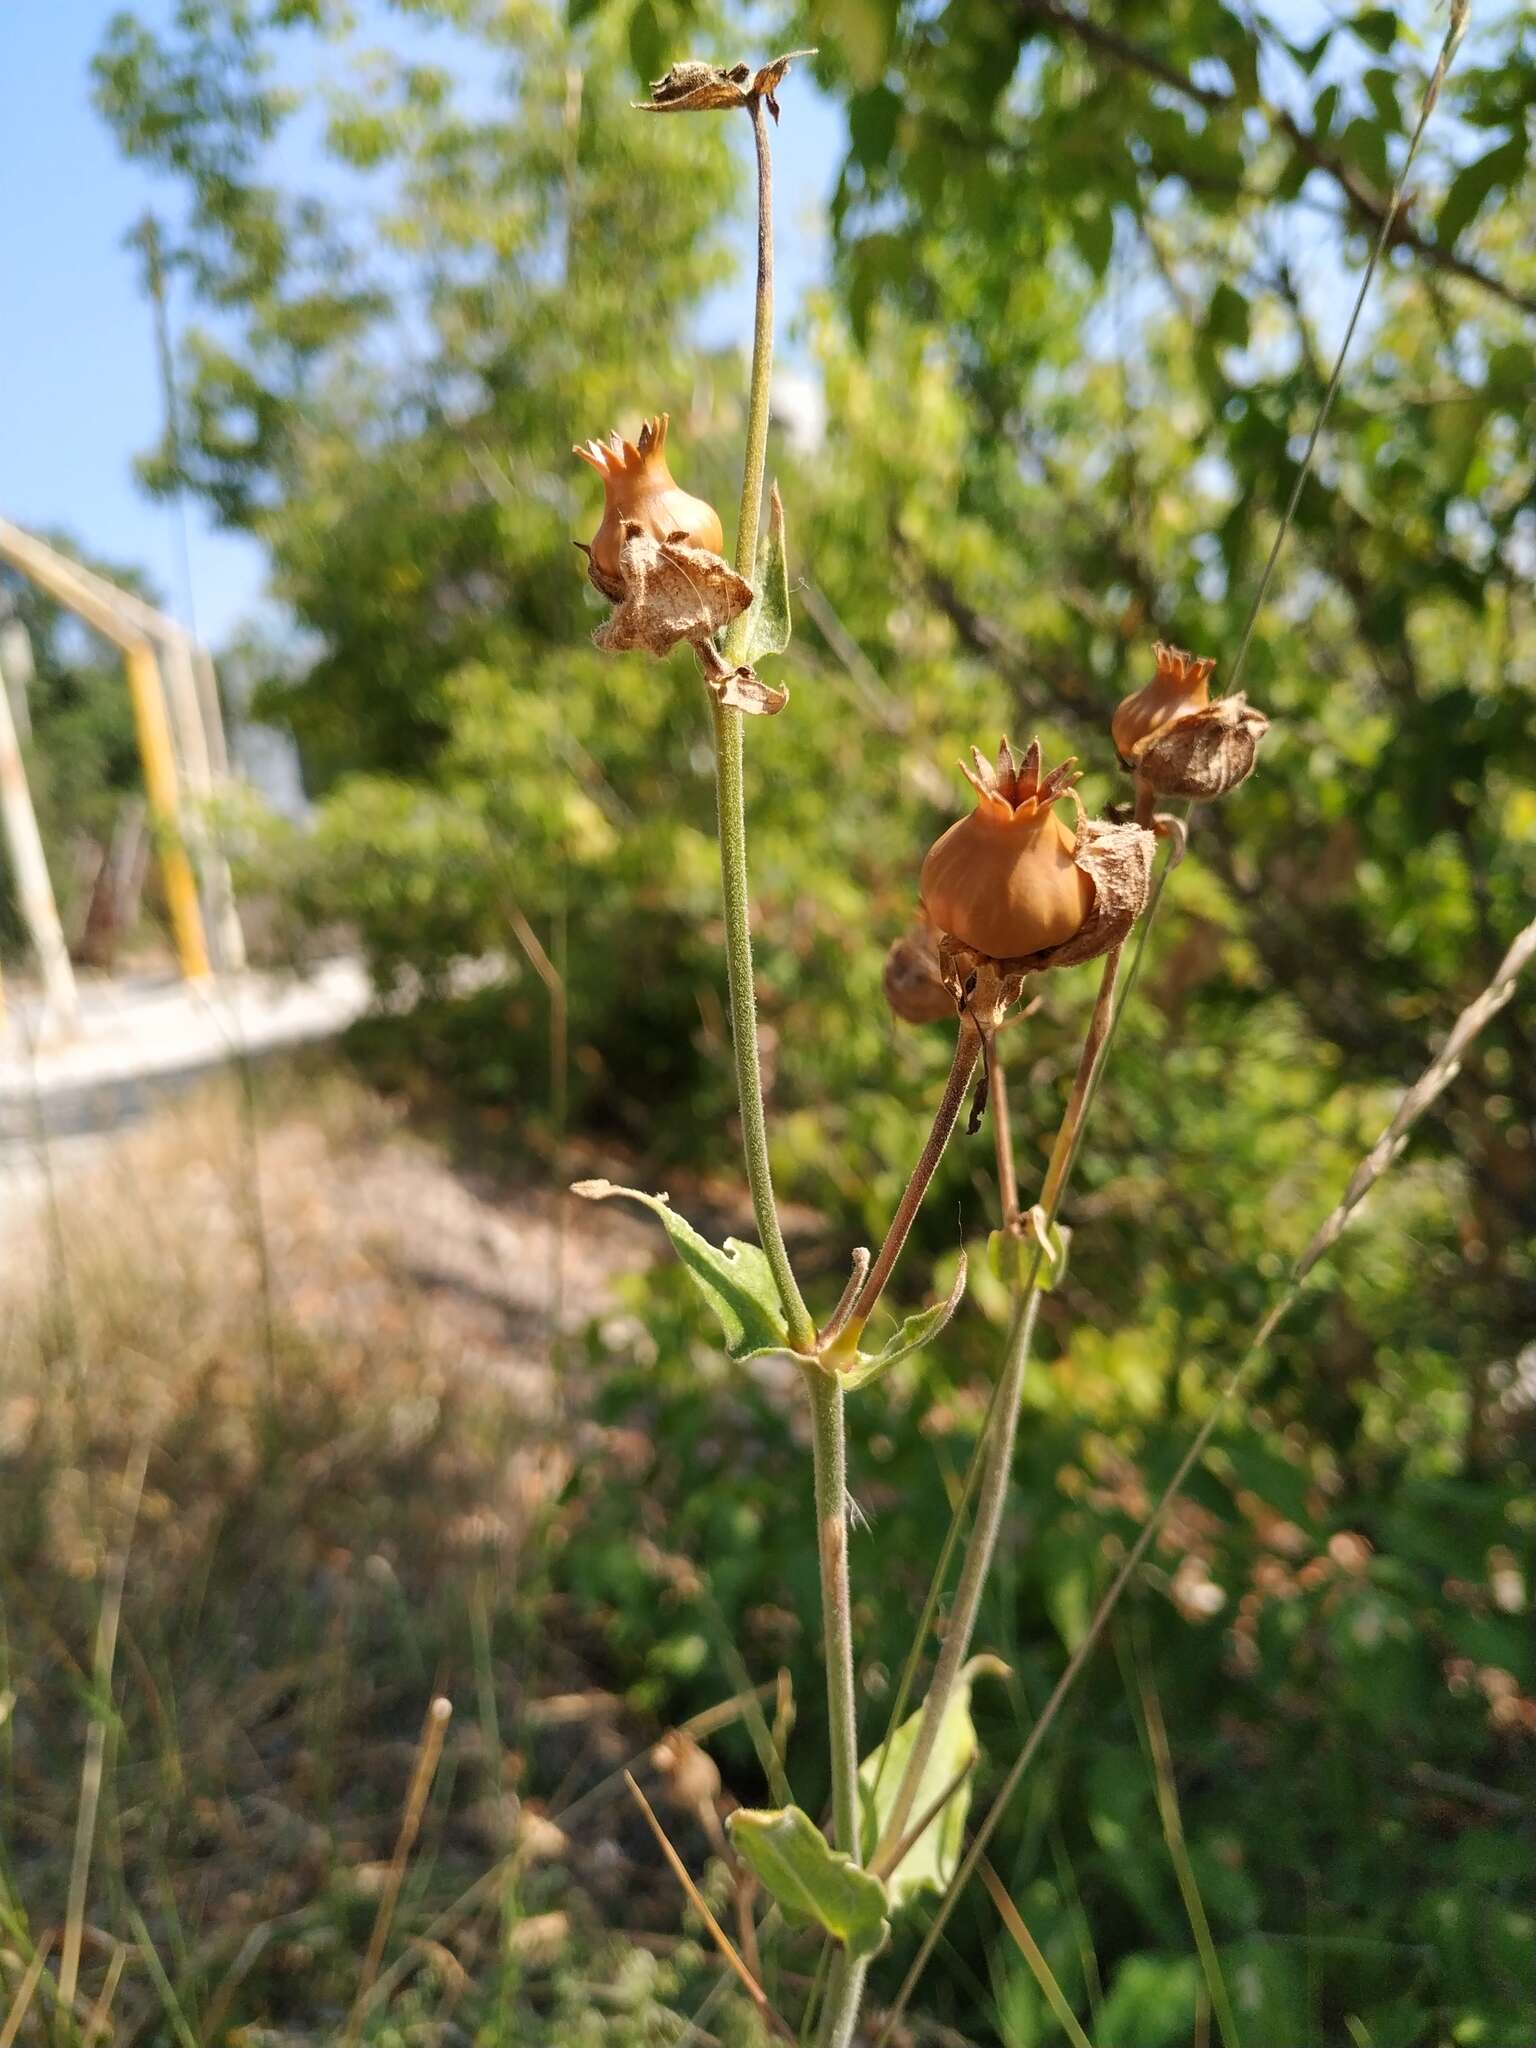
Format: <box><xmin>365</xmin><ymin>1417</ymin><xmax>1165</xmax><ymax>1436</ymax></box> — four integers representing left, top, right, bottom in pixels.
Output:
<box><xmin>859</xmin><ymin>1656</ymin><xmax>1007</xmax><ymax>1911</ymax></box>
<box><xmin>727</xmin><ymin>1805</ymin><xmax>889</xmax><ymax>1958</ymax></box>
<box><xmin>572</xmin><ymin>1180</ymin><xmax>792</xmax><ymax>1360</ymax></box>
<box><xmin>838</xmin><ymin>1253</ymin><xmax>967</xmax><ymax>1391</ymax></box>
<box><xmin>986</xmin><ymin>1214</ymin><xmax>1071</xmax><ymax>1293</ymax></box>
<box><xmin>1436</xmin><ymin>134</ymin><xmax>1526</xmax><ymax>248</ymax></box>
<box><xmin>743</xmin><ymin>482</ymin><xmax>792</xmax><ymax>663</ymax></box>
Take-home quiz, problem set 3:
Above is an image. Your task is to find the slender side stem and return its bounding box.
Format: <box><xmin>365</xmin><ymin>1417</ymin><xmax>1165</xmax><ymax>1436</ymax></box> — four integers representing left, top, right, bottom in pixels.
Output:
<box><xmin>837</xmin><ymin>1022</ymin><xmax>981</xmax><ymax>1350</ymax></box>
<box><xmin>873</xmin><ymin>949</ymin><xmax>1122</xmax><ymax>1863</ymax></box>
<box><xmin>985</xmin><ymin>1032</ymin><xmax>1020</xmax><ymax>1228</ymax></box>
<box><xmin>1038</xmin><ymin>944</ymin><xmax>1123</xmax><ymax>1218</ymax></box>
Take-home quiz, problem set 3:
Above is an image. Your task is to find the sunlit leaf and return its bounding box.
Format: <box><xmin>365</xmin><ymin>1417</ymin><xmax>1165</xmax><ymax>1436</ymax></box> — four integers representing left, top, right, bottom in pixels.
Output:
<box><xmin>571</xmin><ymin>1181</ymin><xmax>793</xmax><ymax>1360</ymax></box>
<box><xmin>744</xmin><ymin>482</ymin><xmax>792</xmax><ymax>663</ymax></box>
<box><xmin>838</xmin><ymin>1253</ymin><xmax>967</xmax><ymax>1390</ymax></box>
<box><xmin>1437</xmin><ymin>135</ymin><xmax>1526</xmax><ymax>248</ymax></box>
<box><xmin>727</xmin><ymin>1804</ymin><xmax>889</xmax><ymax>1957</ymax></box>
<box><xmin>858</xmin><ymin>1655</ymin><xmax>1006</xmax><ymax>1910</ymax></box>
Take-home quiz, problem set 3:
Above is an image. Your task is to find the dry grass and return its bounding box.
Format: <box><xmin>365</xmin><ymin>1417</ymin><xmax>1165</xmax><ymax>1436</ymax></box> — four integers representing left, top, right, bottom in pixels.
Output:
<box><xmin>0</xmin><ymin>1069</ymin><xmax>748</xmax><ymax>2044</ymax></box>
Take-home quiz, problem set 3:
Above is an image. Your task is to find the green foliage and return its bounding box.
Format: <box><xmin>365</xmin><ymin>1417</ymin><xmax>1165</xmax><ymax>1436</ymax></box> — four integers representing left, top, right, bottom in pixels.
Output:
<box><xmin>574</xmin><ymin>1177</ymin><xmax>794</xmax><ymax>1358</ymax></box>
<box><xmin>727</xmin><ymin>1803</ymin><xmax>889</xmax><ymax>1956</ymax></box>
<box><xmin>858</xmin><ymin>1654</ymin><xmax>1004</xmax><ymax>1911</ymax></box>
<box><xmin>89</xmin><ymin>0</ymin><xmax>1536</xmax><ymax>2038</ymax></box>
<box><xmin>836</xmin><ymin>1251</ymin><xmax>968</xmax><ymax>1389</ymax></box>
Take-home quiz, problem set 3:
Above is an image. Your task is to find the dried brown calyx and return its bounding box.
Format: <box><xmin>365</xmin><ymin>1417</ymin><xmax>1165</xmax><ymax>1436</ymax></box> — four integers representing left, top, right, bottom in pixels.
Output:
<box><xmin>635</xmin><ymin>50</ymin><xmax>815</xmax><ymax>121</ymax></box>
<box><xmin>573</xmin><ymin>416</ymin><xmax>751</xmax><ymax>661</ymax></box>
<box><xmin>917</xmin><ymin>736</ymin><xmax>1155</xmax><ymax>1013</ymax></box>
<box><xmin>1113</xmin><ymin>642</ymin><xmax>1269</xmax><ymax>802</ymax></box>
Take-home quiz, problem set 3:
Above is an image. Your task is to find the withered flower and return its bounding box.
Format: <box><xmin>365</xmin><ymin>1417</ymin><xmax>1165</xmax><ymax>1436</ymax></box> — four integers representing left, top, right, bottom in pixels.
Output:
<box><xmin>574</xmin><ymin>414</ymin><xmax>723</xmax><ymax>600</ymax></box>
<box><xmin>573</xmin><ymin>415</ymin><xmax>751</xmax><ymax>660</ymax></box>
<box><xmin>1113</xmin><ymin>642</ymin><xmax>1269</xmax><ymax>802</ymax></box>
<box><xmin>635</xmin><ymin>50</ymin><xmax>815</xmax><ymax>121</ymax></box>
<box><xmin>920</xmin><ymin>738</ymin><xmax>1155</xmax><ymax>1014</ymax></box>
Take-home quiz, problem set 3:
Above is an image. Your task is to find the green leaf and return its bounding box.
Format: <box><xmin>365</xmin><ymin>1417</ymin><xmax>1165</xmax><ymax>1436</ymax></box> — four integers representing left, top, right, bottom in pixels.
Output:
<box><xmin>987</xmin><ymin>1210</ymin><xmax>1071</xmax><ymax>1293</ymax></box>
<box><xmin>837</xmin><ymin>1253</ymin><xmax>967</xmax><ymax>1390</ymax></box>
<box><xmin>743</xmin><ymin>482</ymin><xmax>792</xmax><ymax>664</ymax></box>
<box><xmin>1350</xmin><ymin>8</ymin><xmax>1399</xmax><ymax>56</ymax></box>
<box><xmin>1069</xmin><ymin>201</ymin><xmax>1114</xmax><ymax>281</ymax></box>
<box><xmin>1206</xmin><ymin>280</ymin><xmax>1250</xmax><ymax>350</ymax></box>
<box><xmin>727</xmin><ymin>1805</ymin><xmax>889</xmax><ymax>1958</ymax></box>
<box><xmin>1436</xmin><ymin>135</ymin><xmax>1526</xmax><ymax>248</ymax></box>
<box><xmin>626</xmin><ymin>0</ymin><xmax>664</xmax><ymax>88</ymax></box>
<box><xmin>858</xmin><ymin>1655</ymin><xmax>1007</xmax><ymax>1911</ymax></box>
<box><xmin>571</xmin><ymin>1180</ymin><xmax>793</xmax><ymax>1360</ymax></box>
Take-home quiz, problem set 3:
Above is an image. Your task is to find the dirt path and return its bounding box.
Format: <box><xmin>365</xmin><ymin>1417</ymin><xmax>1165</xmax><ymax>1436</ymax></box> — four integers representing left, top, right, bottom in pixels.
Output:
<box><xmin>0</xmin><ymin>1067</ymin><xmax>657</xmax><ymax>1397</ymax></box>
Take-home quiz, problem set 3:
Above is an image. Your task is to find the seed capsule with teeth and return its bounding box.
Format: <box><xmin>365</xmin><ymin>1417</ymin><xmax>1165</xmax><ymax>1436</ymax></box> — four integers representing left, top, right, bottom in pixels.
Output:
<box><xmin>1114</xmin><ymin>642</ymin><xmax>1269</xmax><ymax>801</ymax></box>
<box><xmin>920</xmin><ymin>738</ymin><xmax>1094</xmax><ymax>962</ymax></box>
<box><xmin>573</xmin><ymin>414</ymin><xmax>723</xmax><ymax>604</ymax></box>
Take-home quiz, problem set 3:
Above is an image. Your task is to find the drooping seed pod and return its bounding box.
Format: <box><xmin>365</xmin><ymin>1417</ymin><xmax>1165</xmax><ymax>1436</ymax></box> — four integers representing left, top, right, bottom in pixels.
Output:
<box><xmin>920</xmin><ymin>737</ymin><xmax>1155</xmax><ymax>1011</ymax></box>
<box><xmin>882</xmin><ymin>920</ymin><xmax>953</xmax><ymax>1025</ymax></box>
<box><xmin>574</xmin><ymin>414</ymin><xmax>724</xmax><ymax>604</ymax></box>
<box><xmin>1114</xmin><ymin>643</ymin><xmax>1269</xmax><ymax>802</ymax></box>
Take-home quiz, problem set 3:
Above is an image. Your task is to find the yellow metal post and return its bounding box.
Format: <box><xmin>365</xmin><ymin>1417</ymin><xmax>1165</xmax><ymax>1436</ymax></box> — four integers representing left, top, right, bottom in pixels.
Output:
<box><xmin>123</xmin><ymin>640</ymin><xmax>210</xmax><ymax>981</ymax></box>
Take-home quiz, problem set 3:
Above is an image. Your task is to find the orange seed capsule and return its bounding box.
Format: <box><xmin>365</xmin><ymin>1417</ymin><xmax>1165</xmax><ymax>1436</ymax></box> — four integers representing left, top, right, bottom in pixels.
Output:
<box><xmin>573</xmin><ymin>414</ymin><xmax>724</xmax><ymax>602</ymax></box>
<box><xmin>920</xmin><ymin>739</ymin><xmax>1095</xmax><ymax>962</ymax></box>
<box><xmin>1112</xmin><ymin>642</ymin><xmax>1216</xmax><ymax>761</ymax></box>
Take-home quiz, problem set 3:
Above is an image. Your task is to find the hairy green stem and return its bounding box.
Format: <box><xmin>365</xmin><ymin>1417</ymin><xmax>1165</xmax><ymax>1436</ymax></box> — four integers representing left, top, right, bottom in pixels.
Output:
<box><xmin>817</xmin><ymin>1951</ymin><xmax>870</xmax><ymax>2048</ymax></box>
<box><xmin>706</xmin><ymin>83</ymin><xmax>811</xmax><ymax>1352</ymax></box>
<box><xmin>711</xmin><ymin>696</ymin><xmax>813</xmax><ymax>1350</ymax></box>
<box><xmin>806</xmin><ymin>1368</ymin><xmax>859</xmax><ymax>1854</ymax></box>
<box><xmin>713</xmin><ymin>78</ymin><xmax>864</xmax><ymax>2048</ymax></box>
<box><xmin>724</xmin><ymin>94</ymin><xmax>775</xmax><ymax>662</ymax></box>
<box><xmin>873</xmin><ymin>948</ymin><xmax>1122</xmax><ymax>1865</ymax></box>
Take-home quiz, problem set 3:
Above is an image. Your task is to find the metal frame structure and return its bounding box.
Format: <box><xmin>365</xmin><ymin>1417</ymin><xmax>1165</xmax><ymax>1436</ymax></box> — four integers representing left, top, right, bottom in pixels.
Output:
<box><xmin>0</xmin><ymin>519</ymin><xmax>247</xmax><ymax>1021</ymax></box>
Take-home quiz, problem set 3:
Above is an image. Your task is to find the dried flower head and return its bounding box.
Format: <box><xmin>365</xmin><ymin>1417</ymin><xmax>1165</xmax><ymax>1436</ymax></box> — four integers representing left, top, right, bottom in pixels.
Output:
<box><xmin>918</xmin><ymin>737</ymin><xmax>1155</xmax><ymax>1004</ymax></box>
<box><xmin>573</xmin><ymin>415</ymin><xmax>752</xmax><ymax>660</ymax></box>
<box><xmin>1113</xmin><ymin>643</ymin><xmax>1269</xmax><ymax>801</ymax></box>
<box><xmin>920</xmin><ymin>739</ymin><xmax>1094</xmax><ymax>961</ymax></box>
<box><xmin>636</xmin><ymin>50</ymin><xmax>815</xmax><ymax>121</ymax></box>
<box><xmin>574</xmin><ymin>414</ymin><xmax>723</xmax><ymax>602</ymax></box>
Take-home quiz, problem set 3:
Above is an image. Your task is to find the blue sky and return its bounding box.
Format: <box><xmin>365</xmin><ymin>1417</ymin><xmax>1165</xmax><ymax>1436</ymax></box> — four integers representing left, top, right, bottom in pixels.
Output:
<box><xmin>0</xmin><ymin>5</ymin><xmax>845</xmax><ymax>647</ymax></box>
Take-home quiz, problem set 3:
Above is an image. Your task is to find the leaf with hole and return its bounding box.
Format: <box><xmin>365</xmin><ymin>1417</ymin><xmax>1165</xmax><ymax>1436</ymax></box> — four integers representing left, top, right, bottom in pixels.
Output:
<box><xmin>859</xmin><ymin>1655</ymin><xmax>1007</xmax><ymax>1910</ymax></box>
<box><xmin>743</xmin><ymin>482</ymin><xmax>792</xmax><ymax>664</ymax></box>
<box><xmin>837</xmin><ymin>1253</ymin><xmax>967</xmax><ymax>1390</ymax></box>
<box><xmin>727</xmin><ymin>1805</ymin><xmax>889</xmax><ymax>1958</ymax></box>
<box><xmin>572</xmin><ymin>1181</ymin><xmax>793</xmax><ymax>1360</ymax></box>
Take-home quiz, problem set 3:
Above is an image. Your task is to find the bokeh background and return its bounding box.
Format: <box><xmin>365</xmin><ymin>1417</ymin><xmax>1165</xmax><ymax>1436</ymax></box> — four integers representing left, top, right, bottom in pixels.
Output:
<box><xmin>1</xmin><ymin>2</ymin><xmax>1532</xmax><ymax>2042</ymax></box>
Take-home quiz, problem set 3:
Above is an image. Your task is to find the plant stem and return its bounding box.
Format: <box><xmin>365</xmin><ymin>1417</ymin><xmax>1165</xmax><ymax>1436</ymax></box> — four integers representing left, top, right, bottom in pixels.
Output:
<box><xmin>873</xmin><ymin>949</ymin><xmax>1122</xmax><ymax>1863</ymax></box>
<box><xmin>984</xmin><ymin>1031</ymin><xmax>1020</xmax><ymax>1227</ymax></box>
<box><xmin>806</xmin><ymin>1368</ymin><xmax>859</xmax><ymax>1856</ymax></box>
<box><xmin>724</xmin><ymin>94</ymin><xmax>775</xmax><ymax>662</ymax></box>
<box><xmin>711</xmin><ymin>698</ymin><xmax>813</xmax><ymax>1350</ymax></box>
<box><xmin>705</xmin><ymin>85</ymin><xmax>812</xmax><ymax>1351</ymax></box>
<box><xmin>805</xmin><ymin>1364</ymin><xmax>867</xmax><ymax>2048</ymax></box>
<box><xmin>837</xmin><ymin>1021</ymin><xmax>981</xmax><ymax>1349</ymax></box>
